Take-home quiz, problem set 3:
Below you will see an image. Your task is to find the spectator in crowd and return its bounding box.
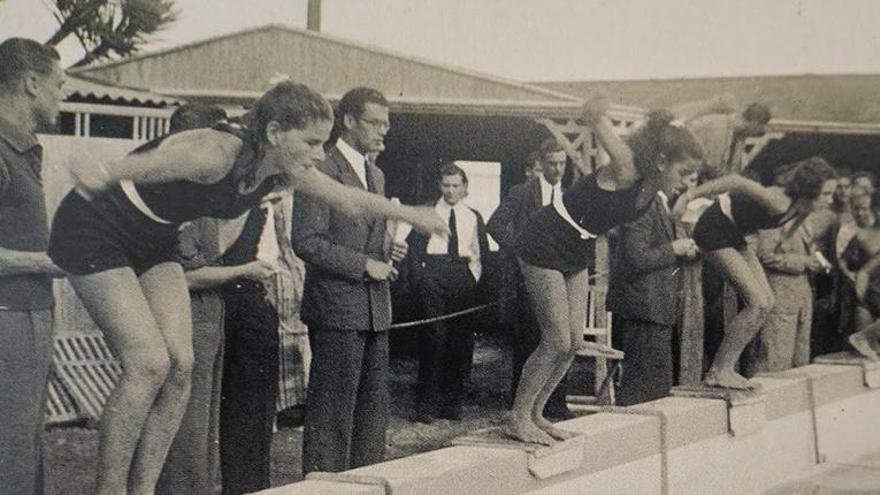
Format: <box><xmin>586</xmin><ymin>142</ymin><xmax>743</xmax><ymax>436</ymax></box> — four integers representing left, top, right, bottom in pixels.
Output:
<box><xmin>293</xmin><ymin>87</ymin><xmax>411</xmax><ymax>474</ymax></box>
<box><xmin>523</xmin><ymin>150</ymin><xmax>543</xmax><ymax>181</ymax></box>
<box><xmin>832</xmin><ymin>168</ymin><xmax>853</xmax><ymax>224</ymax></box>
<box><xmin>607</xmin><ymin>139</ymin><xmax>699</xmax><ymax>405</ymax></box>
<box><xmin>48</xmin><ymin>81</ymin><xmax>444</xmax><ymax>494</ymax></box>
<box><xmin>156</xmin><ymin>103</ymin><xmax>231</xmax><ymax>494</ymax></box>
<box><xmin>673</xmin><ymin>169</ymin><xmax>708</xmax><ymax>386</ymax></box>
<box><xmin>852</xmin><ymin>171</ymin><xmax>877</xmax><ymax>194</ymax></box>
<box><xmin>216</xmin><ymin>200</ymin><xmax>281</xmax><ymax>494</ymax></box>
<box><xmin>677</xmin><ymin>157</ymin><xmax>837</xmax><ymax>389</ymax></box>
<box><xmin>506</xmin><ymin>99</ymin><xmax>704</xmax><ymax>445</ymax></box>
<box><xmin>0</xmin><ymin>37</ymin><xmax>65</xmax><ymax>495</ymax></box>
<box><xmin>487</xmin><ymin>137</ymin><xmax>573</xmax><ymax>419</ymax></box>
<box><xmin>745</xmin><ymin>179</ymin><xmax>835</xmax><ymax>375</ymax></box>
<box><xmin>685</xmin><ymin>99</ymin><xmax>771</xmax><ymax>175</ymax></box>
<box><xmin>271</xmin><ymin>190</ymin><xmax>312</xmax><ymax>428</ymax></box>
<box><xmin>407</xmin><ymin>163</ymin><xmax>492</xmax><ymax>422</ymax></box>
<box><xmin>846</xmin><ymin>190</ymin><xmax>880</xmax><ymax>360</ymax></box>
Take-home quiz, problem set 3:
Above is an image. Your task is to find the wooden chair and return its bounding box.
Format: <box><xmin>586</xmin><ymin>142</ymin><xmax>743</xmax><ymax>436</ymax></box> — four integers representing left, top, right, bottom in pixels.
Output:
<box><xmin>568</xmin><ymin>237</ymin><xmax>624</xmax><ymax>406</ymax></box>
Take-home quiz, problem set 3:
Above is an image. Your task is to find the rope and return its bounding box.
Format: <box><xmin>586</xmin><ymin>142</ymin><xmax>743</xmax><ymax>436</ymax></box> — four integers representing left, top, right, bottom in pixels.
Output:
<box><xmin>388</xmin><ymin>271</ymin><xmax>607</xmax><ymax>330</ymax></box>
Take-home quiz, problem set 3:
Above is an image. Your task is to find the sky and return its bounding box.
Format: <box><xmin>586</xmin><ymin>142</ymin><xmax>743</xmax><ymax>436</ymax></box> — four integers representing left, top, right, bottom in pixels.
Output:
<box><xmin>1</xmin><ymin>0</ymin><xmax>879</xmax><ymax>82</ymax></box>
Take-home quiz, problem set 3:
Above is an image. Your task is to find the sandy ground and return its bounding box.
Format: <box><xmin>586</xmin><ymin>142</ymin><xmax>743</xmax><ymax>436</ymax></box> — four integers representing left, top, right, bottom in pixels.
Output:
<box><xmin>43</xmin><ymin>335</ymin><xmax>518</xmax><ymax>494</ymax></box>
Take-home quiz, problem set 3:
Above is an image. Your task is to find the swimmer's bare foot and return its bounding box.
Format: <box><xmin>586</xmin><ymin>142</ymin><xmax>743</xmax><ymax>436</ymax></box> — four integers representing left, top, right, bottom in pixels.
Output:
<box><xmin>849</xmin><ymin>333</ymin><xmax>879</xmax><ymax>361</ymax></box>
<box><xmin>501</xmin><ymin>414</ymin><xmax>556</xmax><ymax>446</ymax></box>
<box><xmin>534</xmin><ymin>416</ymin><xmax>580</xmax><ymax>441</ymax></box>
<box><xmin>704</xmin><ymin>370</ymin><xmax>755</xmax><ymax>390</ymax></box>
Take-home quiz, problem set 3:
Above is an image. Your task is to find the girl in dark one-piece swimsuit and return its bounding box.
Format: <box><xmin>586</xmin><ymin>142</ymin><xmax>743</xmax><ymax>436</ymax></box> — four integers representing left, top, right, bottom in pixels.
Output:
<box><xmin>504</xmin><ymin>101</ymin><xmax>706</xmax><ymax>446</ymax></box>
<box><xmin>47</xmin><ymin>81</ymin><xmax>445</xmax><ymax>495</ymax></box>
<box><xmin>677</xmin><ymin>157</ymin><xmax>837</xmax><ymax>390</ymax></box>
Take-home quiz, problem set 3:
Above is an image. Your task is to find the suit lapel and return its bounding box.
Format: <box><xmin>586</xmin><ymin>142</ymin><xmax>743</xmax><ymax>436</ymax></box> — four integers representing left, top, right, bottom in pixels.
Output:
<box><xmin>529</xmin><ymin>179</ymin><xmax>542</xmax><ymax>209</ymax></box>
<box><xmin>655</xmin><ymin>196</ymin><xmax>675</xmax><ymax>241</ymax></box>
<box><xmin>330</xmin><ymin>147</ymin><xmax>367</xmax><ymax>190</ymax></box>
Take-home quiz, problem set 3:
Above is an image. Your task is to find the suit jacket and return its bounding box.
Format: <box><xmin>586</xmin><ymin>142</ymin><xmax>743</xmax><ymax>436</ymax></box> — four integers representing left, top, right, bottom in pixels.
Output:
<box><xmin>486</xmin><ymin>178</ymin><xmax>543</xmax><ymax>251</ymax></box>
<box><xmin>607</xmin><ymin>195</ymin><xmax>681</xmax><ymax>326</ymax></box>
<box><xmin>291</xmin><ymin>146</ymin><xmax>391</xmax><ymax>331</ymax></box>
<box><xmin>406</xmin><ymin>204</ymin><xmax>493</xmax><ymax>301</ymax></box>
<box><xmin>756</xmin><ymin>220</ymin><xmax>814</xmax><ymax>314</ymax></box>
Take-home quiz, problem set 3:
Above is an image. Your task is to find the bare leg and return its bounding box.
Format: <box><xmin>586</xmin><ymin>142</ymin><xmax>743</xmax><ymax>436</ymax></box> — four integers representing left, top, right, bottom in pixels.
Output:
<box><xmin>533</xmin><ymin>269</ymin><xmax>587</xmax><ymax>441</ymax></box>
<box><xmin>850</xmin><ymin>307</ymin><xmax>880</xmax><ymax>360</ymax></box>
<box><xmin>503</xmin><ymin>261</ymin><xmax>571</xmax><ymax>446</ymax></box>
<box><xmin>68</xmin><ymin>269</ymin><xmax>172</xmax><ymax>495</ymax></box>
<box><xmin>705</xmin><ymin>248</ymin><xmax>774</xmax><ymax>390</ymax></box>
<box><xmin>128</xmin><ymin>263</ymin><xmax>195</xmax><ymax>493</ymax></box>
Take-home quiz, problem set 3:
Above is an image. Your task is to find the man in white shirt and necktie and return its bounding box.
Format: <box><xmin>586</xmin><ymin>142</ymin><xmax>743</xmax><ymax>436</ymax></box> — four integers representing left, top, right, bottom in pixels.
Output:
<box><xmin>407</xmin><ymin>162</ymin><xmax>492</xmax><ymax>423</ymax></box>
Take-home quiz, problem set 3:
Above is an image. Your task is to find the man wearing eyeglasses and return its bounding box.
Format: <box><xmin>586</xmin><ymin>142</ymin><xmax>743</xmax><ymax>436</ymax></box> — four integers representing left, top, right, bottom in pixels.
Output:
<box><xmin>293</xmin><ymin>87</ymin><xmax>405</xmax><ymax>474</ymax></box>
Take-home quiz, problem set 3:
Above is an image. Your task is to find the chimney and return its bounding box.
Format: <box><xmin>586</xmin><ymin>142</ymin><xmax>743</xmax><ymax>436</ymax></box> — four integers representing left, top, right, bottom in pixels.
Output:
<box><xmin>307</xmin><ymin>0</ymin><xmax>321</xmax><ymax>32</ymax></box>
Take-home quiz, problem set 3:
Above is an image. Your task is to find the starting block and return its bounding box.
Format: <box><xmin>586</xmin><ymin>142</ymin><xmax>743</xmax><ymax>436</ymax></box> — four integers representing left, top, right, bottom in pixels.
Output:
<box><xmin>814</xmin><ymin>351</ymin><xmax>880</xmax><ymax>389</ymax></box>
<box><xmin>453</xmin><ymin>426</ymin><xmax>585</xmax><ymax>479</ymax></box>
<box><xmin>671</xmin><ymin>385</ymin><xmax>766</xmax><ymax>437</ymax></box>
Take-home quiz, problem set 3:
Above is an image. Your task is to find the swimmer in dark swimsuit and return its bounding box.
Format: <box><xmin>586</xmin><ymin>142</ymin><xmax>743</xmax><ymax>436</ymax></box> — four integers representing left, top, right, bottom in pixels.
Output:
<box><xmin>504</xmin><ymin>99</ymin><xmax>706</xmax><ymax>446</ymax></box>
<box><xmin>49</xmin><ymin>81</ymin><xmax>446</xmax><ymax>495</ymax></box>
<box><xmin>674</xmin><ymin>157</ymin><xmax>837</xmax><ymax>389</ymax></box>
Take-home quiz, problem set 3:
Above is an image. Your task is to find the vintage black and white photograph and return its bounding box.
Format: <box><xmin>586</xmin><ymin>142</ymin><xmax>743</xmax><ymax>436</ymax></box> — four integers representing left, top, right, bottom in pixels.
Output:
<box><xmin>1</xmin><ymin>0</ymin><xmax>880</xmax><ymax>493</ymax></box>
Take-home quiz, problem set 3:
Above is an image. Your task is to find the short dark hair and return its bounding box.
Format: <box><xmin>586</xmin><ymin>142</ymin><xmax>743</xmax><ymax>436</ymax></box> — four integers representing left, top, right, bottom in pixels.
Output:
<box><xmin>784</xmin><ymin>157</ymin><xmax>837</xmax><ymax>200</ymax></box>
<box><xmin>852</xmin><ymin>171</ymin><xmax>877</xmax><ymax>188</ymax></box>
<box><xmin>169</xmin><ymin>103</ymin><xmax>227</xmax><ymax>133</ymax></box>
<box><xmin>742</xmin><ymin>103</ymin><xmax>772</xmax><ymax>125</ymax></box>
<box><xmin>524</xmin><ymin>151</ymin><xmax>541</xmax><ymax>171</ymax></box>
<box><xmin>337</xmin><ymin>87</ymin><xmax>388</xmax><ymax>121</ymax></box>
<box><xmin>438</xmin><ymin>162</ymin><xmax>468</xmax><ymax>185</ymax></box>
<box><xmin>835</xmin><ymin>167</ymin><xmax>853</xmax><ymax>180</ymax></box>
<box><xmin>539</xmin><ymin>137</ymin><xmax>565</xmax><ymax>160</ymax></box>
<box><xmin>0</xmin><ymin>38</ymin><xmax>60</xmax><ymax>88</ymax></box>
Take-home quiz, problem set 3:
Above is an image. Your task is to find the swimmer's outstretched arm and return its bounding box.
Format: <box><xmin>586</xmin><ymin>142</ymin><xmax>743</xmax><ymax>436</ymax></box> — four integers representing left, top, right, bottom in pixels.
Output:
<box><xmin>293</xmin><ymin>164</ymin><xmax>447</xmax><ymax>235</ymax></box>
<box><xmin>675</xmin><ymin>174</ymin><xmax>789</xmax><ymax>217</ymax></box>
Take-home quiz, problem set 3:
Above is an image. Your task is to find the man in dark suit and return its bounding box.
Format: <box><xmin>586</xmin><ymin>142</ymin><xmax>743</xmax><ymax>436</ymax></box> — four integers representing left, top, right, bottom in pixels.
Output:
<box><xmin>293</xmin><ymin>87</ymin><xmax>405</xmax><ymax>475</ymax></box>
<box><xmin>407</xmin><ymin>163</ymin><xmax>492</xmax><ymax>422</ymax></box>
<box><xmin>487</xmin><ymin>138</ymin><xmax>573</xmax><ymax>419</ymax></box>
<box><xmin>607</xmin><ymin>186</ymin><xmax>698</xmax><ymax>406</ymax></box>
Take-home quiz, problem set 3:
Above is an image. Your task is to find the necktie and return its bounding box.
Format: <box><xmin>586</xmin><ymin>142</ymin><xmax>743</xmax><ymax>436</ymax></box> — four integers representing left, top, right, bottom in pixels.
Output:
<box><xmin>364</xmin><ymin>160</ymin><xmax>376</xmax><ymax>193</ymax></box>
<box><xmin>448</xmin><ymin>208</ymin><xmax>459</xmax><ymax>257</ymax></box>
<box><xmin>550</xmin><ymin>187</ymin><xmax>556</xmax><ymax>206</ymax></box>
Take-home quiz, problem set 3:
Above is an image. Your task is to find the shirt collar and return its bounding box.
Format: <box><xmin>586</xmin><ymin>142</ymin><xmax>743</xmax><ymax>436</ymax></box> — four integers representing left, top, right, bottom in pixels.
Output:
<box><xmin>538</xmin><ymin>174</ymin><xmax>560</xmax><ymax>193</ymax></box>
<box><xmin>336</xmin><ymin>137</ymin><xmax>366</xmax><ymax>170</ymax></box>
<box><xmin>656</xmin><ymin>190</ymin><xmax>671</xmax><ymax>212</ymax></box>
<box><xmin>0</xmin><ymin>115</ymin><xmax>39</xmax><ymax>154</ymax></box>
<box><xmin>435</xmin><ymin>198</ymin><xmax>467</xmax><ymax>214</ymax></box>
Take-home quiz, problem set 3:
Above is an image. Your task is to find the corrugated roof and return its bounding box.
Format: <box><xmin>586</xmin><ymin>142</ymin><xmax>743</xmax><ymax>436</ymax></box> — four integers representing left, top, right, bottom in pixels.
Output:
<box><xmin>535</xmin><ymin>74</ymin><xmax>880</xmax><ymax>124</ymax></box>
<box><xmin>71</xmin><ymin>24</ymin><xmax>578</xmax><ymax>105</ymax></box>
<box><xmin>64</xmin><ymin>74</ymin><xmax>180</xmax><ymax>107</ymax></box>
